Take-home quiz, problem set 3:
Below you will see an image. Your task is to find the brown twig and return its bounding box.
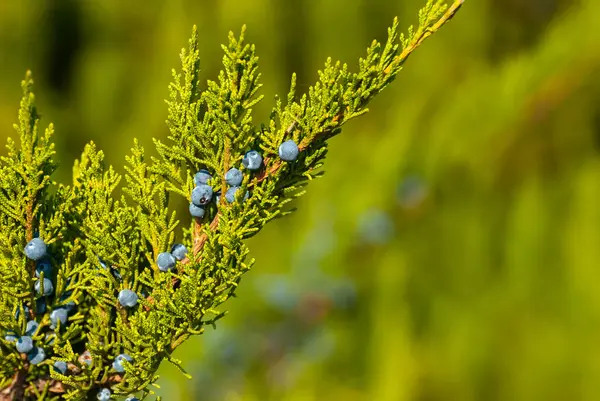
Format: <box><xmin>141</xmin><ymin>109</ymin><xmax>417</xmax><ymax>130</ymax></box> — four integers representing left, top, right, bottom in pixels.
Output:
<box><xmin>0</xmin><ymin>369</ymin><xmax>26</xmax><ymax>401</ymax></box>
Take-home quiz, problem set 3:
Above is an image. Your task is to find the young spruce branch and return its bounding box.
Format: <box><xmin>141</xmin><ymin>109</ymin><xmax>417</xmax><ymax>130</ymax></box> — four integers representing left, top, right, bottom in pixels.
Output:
<box><xmin>0</xmin><ymin>1</ymin><xmax>463</xmax><ymax>399</ymax></box>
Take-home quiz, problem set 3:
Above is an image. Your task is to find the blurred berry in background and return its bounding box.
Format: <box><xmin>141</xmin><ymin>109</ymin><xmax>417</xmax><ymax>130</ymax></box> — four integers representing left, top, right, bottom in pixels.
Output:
<box><xmin>356</xmin><ymin>208</ymin><xmax>395</xmax><ymax>245</ymax></box>
<box><xmin>397</xmin><ymin>174</ymin><xmax>428</xmax><ymax>210</ymax></box>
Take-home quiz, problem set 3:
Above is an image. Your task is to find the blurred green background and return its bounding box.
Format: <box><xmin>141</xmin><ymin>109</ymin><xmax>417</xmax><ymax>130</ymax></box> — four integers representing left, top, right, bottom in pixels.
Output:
<box><xmin>2</xmin><ymin>0</ymin><xmax>600</xmax><ymax>400</ymax></box>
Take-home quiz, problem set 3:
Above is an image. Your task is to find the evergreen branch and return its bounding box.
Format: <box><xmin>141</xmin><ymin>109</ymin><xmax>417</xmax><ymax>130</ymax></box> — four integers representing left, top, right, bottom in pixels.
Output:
<box><xmin>183</xmin><ymin>0</ymin><xmax>466</xmax><ymax>259</ymax></box>
<box><xmin>144</xmin><ymin>0</ymin><xmax>464</xmax><ymax>328</ymax></box>
<box><xmin>0</xmin><ymin>1</ymin><xmax>464</xmax><ymax>399</ymax></box>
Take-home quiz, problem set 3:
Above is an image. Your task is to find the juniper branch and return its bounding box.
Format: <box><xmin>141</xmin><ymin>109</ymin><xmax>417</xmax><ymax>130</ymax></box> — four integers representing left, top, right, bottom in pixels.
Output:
<box><xmin>0</xmin><ymin>1</ymin><xmax>464</xmax><ymax>399</ymax></box>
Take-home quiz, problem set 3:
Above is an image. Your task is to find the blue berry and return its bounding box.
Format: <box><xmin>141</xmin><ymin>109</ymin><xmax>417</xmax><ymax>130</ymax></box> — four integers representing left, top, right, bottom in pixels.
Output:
<box><xmin>225</xmin><ymin>187</ymin><xmax>249</xmax><ymax>203</ymax></box>
<box><xmin>36</xmin><ymin>298</ymin><xmax>47</xmax><ymax>314</ymax></box>
<box><xmin>194</xmin><ymin>169</ymin><xmax>212</xmax><ymax>185</ymax></box>
<box><xmin>35</xmin><ymin>259</ymin><xmax>52</xmax><ymax>278</ymax></box>
<box><xmin>118</xmin><ymin>289</ymin><xmax>138</xmax><ymax>307</ymax></box>
<box><xmin>191</xmin><ymin>184</ymin><xmax>213</xmax><ymax>206</ymax></box>
<box><xmin>157</xmin><ymin>252</ymin><xmax>176</xmax><ymax>272</ymax></box>
<box><xmin>170</xmin><ymin>244</ymin><xmax>188</xmax><ymax>261</ymax></box>
<box><xmin>15</xmin><ymin>305</ymin><xmax>30</xmax><ymax>321</ymax></box>
<box><xmin>242</xmin><ymin>150</ymin><xmax>263</xmax><ymax>170</ymax></box>
<box><xmin>35</xmin><ymin>278</ymin><xmax>54</xmax><ymax>296</ymax></box>
<box><xmin>50</xmin><ymin>308</ymin><xmax>68</xmax><ymax>329</ymax></box>
<box><xmin>112</xmin><ymin>353</ymin><xmax>133</xmax><ymax>373</ymax></box>
<box><xmin>16</xmin><ymin>336</ymin><xmax>33</xmax><ymax>353</ymax></box>
<box><xmin>278</xmin><ymin>140</ymin><xmax>299</xmax><ymax>161</ymax></box>
<box><xmin>24</xmin><ymin>238</ymin><xmax>47</xmax><ymax>260</ymax></box>
<box><xmin>79</xmin><ymin>350</ymin><xmax>92</xmax><ymax>366</ymax></box>
<box><xmin>53</xmin><ymin>360</ymin><xmax>68</xmax><ymax>374</ymax></box>
<box><xmin>225</xmin><ymin>168</ymin><xmax>243</xmax><ymax>186</ymax></box>
<box><xmin>25</xmin><ymin>320</ymin><xmax>39</xmax><ymax>336</ymax></box>
<box><xmin>97</xmin><ymin>388</ymin><xmax>111</xmax><ymax>401</ymax></box>
<box><xmin>189</xmin><ymin>203</ymin><xmax>205</xmax><ymax>218</ymax></box>
<box><xmin>112</xmin><ymin>361</ymin><xmax>122</xmax><ymax>372</ymax></box>
<box><xmin>5</xmin><ymin>331</ymin><xmax>17</xmax><ymax>342</ymax></box>
<box><xmin>125</xmin><ymin>398</ymin><xmax>140</xmax><ymax>401</ymax></box>
<box><xmin>27</xmin><ymin>347</ymin><xmax>46</xmax><ymax>365</ymax></box>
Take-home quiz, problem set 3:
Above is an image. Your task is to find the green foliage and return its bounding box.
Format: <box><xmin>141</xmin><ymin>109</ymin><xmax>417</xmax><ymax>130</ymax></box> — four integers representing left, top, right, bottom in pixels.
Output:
<box><xmin>0</xmin><ymin>1</ymin><xmax>462</xmax><ymax>399</ymax></box>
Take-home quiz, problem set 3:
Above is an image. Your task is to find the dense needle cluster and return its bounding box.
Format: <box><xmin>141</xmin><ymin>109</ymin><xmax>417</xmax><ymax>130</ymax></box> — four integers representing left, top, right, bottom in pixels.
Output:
<box><xmin>3</xmin><ymin>238</ymin><xmax>65</xmax><ymax>367</ymax></box>
<box><xmin>186</xmin><ymin>143</ymin><xmax>296</xmax><ymax>217</ymax></box>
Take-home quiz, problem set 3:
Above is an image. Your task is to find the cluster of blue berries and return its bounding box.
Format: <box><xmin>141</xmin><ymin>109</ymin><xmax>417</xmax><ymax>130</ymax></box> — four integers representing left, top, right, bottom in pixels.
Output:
<box><xmin>189</xmin><ymin>169</ymin><xmax>214</xmax><ymax>218</ymax></box>
<box><xmin>25</xmin><ymin>238</ymin><xmax>54</xmax><ymax>298</ymax></box>
<box><xmin>8</xmin><ymin>140</ymin><xmax>301</xmax><ymax>396</ymax></box>
<box><xmin>156</xmin><ymin>243</ymin><xmax>188</xmax><ymax>272</ymax></box>
<box><xmin>188</xmin><ymin>140</ymin><xmax>300</xmax><ymax>218</ymax></box>
<box><xmin>19</xmin><ymin>238</ymin><xmax>144</xmax><ymax>398</ymax></box>
<box><xmin>27</xmin><ymin>238</ymin><xmax>75</xmax><ymax>325</ymax></box>
<box><xmin>5</xmin><ymin>308</ymin><xmax>46</xmax><ymax>365</ymax></box>
<box><xmin>6</xmin><ymin>237</ymin><xmax>77</xmax><ymax>366</ymax></box>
